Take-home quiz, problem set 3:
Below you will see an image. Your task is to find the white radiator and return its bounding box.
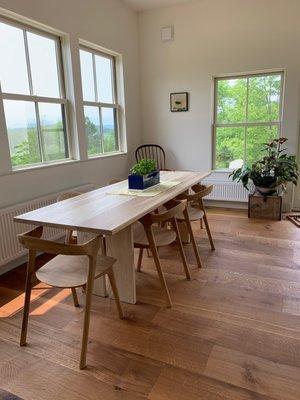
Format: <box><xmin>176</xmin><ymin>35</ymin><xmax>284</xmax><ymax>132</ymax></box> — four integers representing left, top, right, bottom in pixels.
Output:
<box><xmin>202</xmin><ymin>180</ymin><xmax>252</xmax><ymax>202</ymax></box>
<box><xmin>0</xmin><ymin>184</ymin><xmax>94</xmax><ymax>270</ymax></box>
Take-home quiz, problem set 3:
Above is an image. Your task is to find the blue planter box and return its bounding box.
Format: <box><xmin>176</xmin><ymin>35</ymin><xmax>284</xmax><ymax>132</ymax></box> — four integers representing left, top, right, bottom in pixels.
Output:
<box><xmin>128</xmin><ymin>170</ymin><xmax>160</xmax><ymax>190</ymax></box>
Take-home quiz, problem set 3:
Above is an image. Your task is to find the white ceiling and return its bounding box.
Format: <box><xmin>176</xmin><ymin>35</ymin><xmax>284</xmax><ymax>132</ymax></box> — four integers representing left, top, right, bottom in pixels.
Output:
<box><xmin>122</xmin><ymin>0</ymin><xmax>191</xmax><ymax>12</ymax></box>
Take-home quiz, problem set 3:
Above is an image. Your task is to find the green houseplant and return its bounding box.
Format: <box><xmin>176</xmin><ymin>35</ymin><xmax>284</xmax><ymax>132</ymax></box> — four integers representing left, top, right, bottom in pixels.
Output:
<box><xmin>130</xmin><ymin>159</ymin><xmax>156</xmax><ymax>176</ymax></box>
<box><xmin>128</xmin><ymin>159</ymin><xmax>159</xmax><ymax>190</ymax></box>
<box><xmin>230</xmin><ymin>138</ymin><xmax>299</xmax><ymax>195</ymax></box>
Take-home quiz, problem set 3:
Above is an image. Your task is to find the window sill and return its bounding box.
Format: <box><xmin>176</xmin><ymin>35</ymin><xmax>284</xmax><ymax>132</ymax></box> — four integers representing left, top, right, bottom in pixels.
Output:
<box><xmin>211</xmin><ymin>169</ymin><xmax>233</xmax><ymax>173</ymax></box>
<box><xmin>0</xmin><ymin>151</ymin><xmax>128</xmax><ymax>177</ymax></box>
<box><xmin>87</xmin><ymin>151</ymin><xmax>128</xmax><ymax>161</ymax></box>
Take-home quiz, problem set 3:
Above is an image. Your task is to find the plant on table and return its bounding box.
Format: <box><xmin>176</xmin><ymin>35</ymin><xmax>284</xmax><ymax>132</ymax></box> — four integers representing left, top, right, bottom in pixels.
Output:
<box><xmin>130</xmin><ymin>159</ymin><xmax>157</xmax><ymax>176</ymax></box>
<box><xmin>230</xmin><ymin>138</ymin><xmax>299</xmax><ymax>194</ymax></box>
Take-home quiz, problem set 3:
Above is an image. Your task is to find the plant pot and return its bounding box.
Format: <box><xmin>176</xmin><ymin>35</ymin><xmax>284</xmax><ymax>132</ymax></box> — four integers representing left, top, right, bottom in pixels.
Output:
<box><xmin>128</xmin><ymin>170</ymin><xmax>160</xmax><ymax>190</ymax></box>
<box><xmin>253</xmin><ymin>176</ymin><xmax>278</xmax><ymax>195</ymax></box>
<box><xmin>255</xmin><ymin>186</ymin><xmax>278</xmax><ymax>196</ymax></box>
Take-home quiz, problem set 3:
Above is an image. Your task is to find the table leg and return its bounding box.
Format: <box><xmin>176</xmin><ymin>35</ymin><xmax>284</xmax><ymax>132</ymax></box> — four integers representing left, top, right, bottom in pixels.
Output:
<box><xmin>106</xmin><ymin>225</ymin><xmax>136</xmax><ymax>304</ymax></box>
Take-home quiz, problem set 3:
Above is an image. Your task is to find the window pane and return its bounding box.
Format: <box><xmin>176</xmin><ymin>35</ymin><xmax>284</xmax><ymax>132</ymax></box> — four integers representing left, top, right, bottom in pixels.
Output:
<box><xmin>216</xmin><ymin>78</ymin><xmax>247</xmax><ymax>123</ymax></box>
<box><xmin>248</xmin><ymin>75</ymin><xmax>281</xmax><ymax>122</ymax></box>
<box><xmin>102</xmin><ymin>107</ymin><xmax>118</xmax><ymax>153</ymax></box>
<box><xmin>0</xmin><ymin>22</ymin><xmax>29</xmax><ymax>94</ymax></box>
<box><xmin>80</xmin><ymin>50</ymin><xmax>95</xmax><ymax>101</ymax></box>
<box><xmin>215</xmin><ymin>127</ymin><xmax>245</xmax><ymax>169</ymax></box>
<box><xmin>3</xmin><ymin>100</ymin><xmax>41</xmax><ymax>167</ymax></box>
<box><xmin>27</xmin><ymin>32</ymin><xmax>60</xmax><ymax>97</ymax></box>
<box><xmin>39</xmin><ymin>103</ymin><xmax>68</xmax><ymax>161</ymax></box>
<box><xmin>84</xmin><ymin>106</ymin><xmax>102</xmax><ymax>156</ymax></box>
<box><xmin>95</xmin><ymin>55</ymin><xmax>113</xmax><ymax>103</ymax></box>
<box><xmin>246</xmin><ymin>125</ymin><xmax>279</xmax><ymax>165</ymax></box>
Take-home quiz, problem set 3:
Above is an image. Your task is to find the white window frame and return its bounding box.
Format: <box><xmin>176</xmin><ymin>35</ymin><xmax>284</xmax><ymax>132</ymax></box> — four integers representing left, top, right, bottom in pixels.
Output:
<box><xmin>79</xmin><ymin>45</ymin><xmax>121</xmax><ymax>156</ymax></box>
<box><xmin>212</xmin><ymin>70</ymin><xmax>284</xmax><ymax>171</ymax></box>
<box><xmin>0</xmin><ymin>16</ymin><xmax>70</xmax><ymax>170</ymax></box>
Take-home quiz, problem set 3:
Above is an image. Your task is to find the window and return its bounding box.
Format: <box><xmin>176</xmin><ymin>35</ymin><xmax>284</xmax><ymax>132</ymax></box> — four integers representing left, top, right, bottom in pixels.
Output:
<box><xmin>0</xmin><ymin>19</ymin><xmax>69</xmax><ymax>169</ymax></box>
<box><xmin>213</xmin><ymin>72</ymin><xmax>283</xmax><ymax>170</ymax></box>
<box><xmin>79</xmin><ymin>47</ymin><xmax>119</xmax><ymax>157</ymax></box>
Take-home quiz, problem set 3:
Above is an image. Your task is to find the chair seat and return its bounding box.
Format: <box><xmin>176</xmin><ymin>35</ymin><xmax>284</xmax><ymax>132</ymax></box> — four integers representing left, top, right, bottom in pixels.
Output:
<box><xmin>134</xmin><ymin>223</ymin><xmax>176</xmax><ymax>247</ymax></box>
<box><xmin>177</xmin><ymin>207</ymin><xmax>204</xmax><ymax>222</ymax></box>
<box><xmin>36</xmin><ymin>254</ymin><xmax>115</xmax><ymax>288</ymax></box>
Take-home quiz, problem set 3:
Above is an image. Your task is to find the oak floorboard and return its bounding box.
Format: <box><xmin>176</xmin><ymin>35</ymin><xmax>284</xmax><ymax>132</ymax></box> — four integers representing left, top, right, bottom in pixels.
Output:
<box><xmin>149</xmin><ymin>366</ymin><xmax>273</xmax><ymax>400</ymax></box>
<box><xmin>204</xmin><ymin>345</ymin><xmax>300</xmax><ymax>400</ymax></box>
<box><xmin>0</xmin><ymin>208</ymin><xmax>300</xmax><ymax>399</ymax></box>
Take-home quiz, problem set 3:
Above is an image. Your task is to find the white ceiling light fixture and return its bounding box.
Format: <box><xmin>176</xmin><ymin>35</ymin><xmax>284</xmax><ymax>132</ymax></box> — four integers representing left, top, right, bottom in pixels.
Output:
<box><xmin>161</xmin><ymin>26</ymin><xmax>174</xmax><ymax>42</ymax></box>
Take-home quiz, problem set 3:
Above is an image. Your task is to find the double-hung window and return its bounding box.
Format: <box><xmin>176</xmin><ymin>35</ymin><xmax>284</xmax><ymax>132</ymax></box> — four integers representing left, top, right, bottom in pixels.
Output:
<box><xmin>0</xmin><ymin>18</ymin><xmax>69</xmax><ymax>169</ymax></box>
<box><xmin>79</xmin><ymin>47</ymin><xmax>119</xmax><ymax>157</ymax></box>
<box><xmin>213</xmin><ymin>72</ymin><xmax>283</xmax><ymax>170</ymax></box>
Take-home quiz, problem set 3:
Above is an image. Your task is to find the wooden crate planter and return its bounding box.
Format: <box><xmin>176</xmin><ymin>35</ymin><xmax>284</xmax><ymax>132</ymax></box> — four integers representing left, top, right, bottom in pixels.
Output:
<box><xmin>248</xmin><ymin>191</ymin><xmax>282</xmax><ymax>221</ymax></box>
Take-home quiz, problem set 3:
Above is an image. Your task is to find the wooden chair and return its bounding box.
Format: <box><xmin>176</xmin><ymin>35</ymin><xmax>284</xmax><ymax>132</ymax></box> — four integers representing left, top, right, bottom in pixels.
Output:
<box><xmin>133</xmin><ymin>199</ymin><xmax>201</xmax><ymax>307</ymax></box>
<box><xmin>108</xmin><ymin>178</ymin><xmax>122</xmax><ymax>185</ymax></box>
<box><xmin>176</xmin><ymin>184</ymin><xmax>215</xmax><ymax>251</ymax></box>
<box><xmin>18</xmin><ymin>227</ymin><xmax>124</xmax><ymax>370</ymax></box>
<box><xmin>135</xmin><ymin>144</ymin><xmax>166</xmax><ymax>170</ymax></box>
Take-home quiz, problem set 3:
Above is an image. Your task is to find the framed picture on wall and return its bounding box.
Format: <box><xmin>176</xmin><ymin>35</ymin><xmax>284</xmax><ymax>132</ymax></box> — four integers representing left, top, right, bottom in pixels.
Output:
<box><xmin>170</xmin><ymin>92</ymin><xmax>189</xmax><ymax>112</ymax></box>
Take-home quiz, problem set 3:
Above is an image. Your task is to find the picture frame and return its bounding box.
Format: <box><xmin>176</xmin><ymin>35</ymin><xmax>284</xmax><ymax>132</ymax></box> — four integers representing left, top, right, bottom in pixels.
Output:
<box><xmin>170</xmin><ymin>92</ymin><xmax>189</xmax><ymax>112</ymax></box>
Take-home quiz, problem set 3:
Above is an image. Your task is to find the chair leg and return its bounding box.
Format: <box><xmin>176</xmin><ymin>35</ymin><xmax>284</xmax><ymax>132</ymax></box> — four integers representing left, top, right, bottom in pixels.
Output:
<box><xmin>144</xmin><ymin>225</ymin><xmax>172</xmax><ymax>307</ymax></box>
<box><xmin>20</xmin><ymin>251</ymin><xmax>36</xmax><ymax>346</ymax></box>
<box><xmin>79</xmin><ymin>257</ymin><xmax>96</xmax><ymax>370</ymax></box>
<box><xmin>171</xmin><ymin>218</ymin><xmax>191</xmax><ymax>280</ymax></box>
<box><xmin>200</xmin><ymin>219</ymin><xmax>203</xmax><ymax>229</ymax></box>
<box><xmin>71</xmin><ymin>287</ymin><xmax>80</xmax><ymax>307</ymax></box>
<box><xmin>108</xmin><ymin>270</ymin><xmax>124</xmax><ymax>319</ymax></box>
<box><xmin>203</xmin><ymin>212</ymin><xmax>215</xmax><ymax>250</ymax></box>
<box><xmin>183</xmin><ymin>211</ymin><xmax>203</xmax><ymax>269</ymax></box>
<box><xmin>137</xmin><ymin>248</ymin><xmax>144</xmax><ymax>271</ymax></box>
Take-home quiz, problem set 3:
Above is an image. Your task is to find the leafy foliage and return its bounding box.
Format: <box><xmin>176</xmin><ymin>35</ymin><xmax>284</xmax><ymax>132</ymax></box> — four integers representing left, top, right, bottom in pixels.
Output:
<box><xmin>85</xmin><ymin>116</ymin><xmax>117</xmax><ymax>155</ymax></box>
<box><xmin>216</xmin><ymin>74</ymin><xmax>282</xmax><ymax>169</ymax></box>
<box><xmin>230</xmin><ymin>138</ymin><xmax>299</xmax><ymax>192</ymax></box>
<box><xmin>130</xmin><ymin>159</ymin><xmax>156</xmax><ymax>176</ymax></box>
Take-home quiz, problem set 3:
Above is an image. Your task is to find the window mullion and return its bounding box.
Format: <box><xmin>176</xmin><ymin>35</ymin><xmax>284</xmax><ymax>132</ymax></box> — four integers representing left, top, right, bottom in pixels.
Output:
<box><xmin>244</xmin><ymin>77</ymin><xmax>250</xmax><ymax>164</ymax></box>
<box><xmin>92</xmin><ymin>53</ymin><xmax>98</xmax><ymax>102</ymax></box>
<box><xmin>98</xmin><ymin>106</ymin><xmax>104</xmax><ymax>153</ymax></box>
<box><xmin>34</xmin><ymin>102</ymin><xmax>45</xmax><ymax>163</ymax></box>
<box><xmin>23</xmin><ymin>30</ymin><xmax>34</xmax><ymax>96</ymax></box>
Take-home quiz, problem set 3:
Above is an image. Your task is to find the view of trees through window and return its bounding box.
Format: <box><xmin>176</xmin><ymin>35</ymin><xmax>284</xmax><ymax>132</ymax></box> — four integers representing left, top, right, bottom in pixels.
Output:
<box><xmin>80</xmin><ymin>48</ymin><xmax>119</xmax><ymax>157</ymax></box>
<box><xmin>214</xmin><ymin>73</ymin><xmax>283</xmax><ymax>169</ymax></box>
<box><xmin>0</xmin><ymin>20</ymin><xmax>68</xmax><ymax>168</ymax></box>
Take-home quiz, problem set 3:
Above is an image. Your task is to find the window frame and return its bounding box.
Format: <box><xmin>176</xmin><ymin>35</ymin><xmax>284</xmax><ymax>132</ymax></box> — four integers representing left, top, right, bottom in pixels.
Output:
<box><xmin>79</xmin><ymin>44</ymin><xmax>120</xmax><ymax>157</ymax></box>
<box><xmin>0</xmin><ymin>16</ymin><xmax>70</xmax><ymax>170</ymax></box>
<box><xmin>212</xmin><ymin>70</ymin><xmax>284</xmax><ymax>171</ymax></box>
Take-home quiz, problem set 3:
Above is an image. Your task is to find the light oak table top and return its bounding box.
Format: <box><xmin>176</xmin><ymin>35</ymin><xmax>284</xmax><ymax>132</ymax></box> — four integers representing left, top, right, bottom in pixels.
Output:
<box><xmin>14</xmin><ymin>170</ymin><xmax>210</xmax><ymax>235</ymax></box>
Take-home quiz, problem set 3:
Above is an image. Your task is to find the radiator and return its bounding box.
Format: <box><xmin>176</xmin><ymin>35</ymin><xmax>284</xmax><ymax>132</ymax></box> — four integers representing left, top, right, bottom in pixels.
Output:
<box><xmin>202</xmin><ymin>180</ymin><xmax>252</xmax><ymax>202</ymax></box>
<box><xmin>0</xmin><ymin>184</ymin><xmax>94</xmax><ymax>270</ymax></box>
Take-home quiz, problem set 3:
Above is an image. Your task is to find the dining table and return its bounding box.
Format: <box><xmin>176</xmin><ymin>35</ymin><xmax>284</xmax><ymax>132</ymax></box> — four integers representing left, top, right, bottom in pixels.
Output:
<box><xmin>14</xmin><ymin>170</ymin><xmax>210</xmax><ymax>304</ymax></box>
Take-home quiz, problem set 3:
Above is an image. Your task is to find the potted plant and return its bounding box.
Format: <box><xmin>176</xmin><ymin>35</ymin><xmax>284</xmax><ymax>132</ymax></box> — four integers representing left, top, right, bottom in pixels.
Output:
<box><xmin>230</xmin><ymin>138</ymin><xmax>299</xmax><ymax>195</ymax></box>
<box><xmin>128</xmin><ymin>159</ymin><xmax>160</xmax><ymax>190</ymax></box>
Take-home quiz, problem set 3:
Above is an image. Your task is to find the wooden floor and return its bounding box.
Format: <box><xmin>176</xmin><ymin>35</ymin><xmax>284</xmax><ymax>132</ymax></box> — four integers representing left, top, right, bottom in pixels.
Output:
<box><xmin>0</xmin><ymin>208</ymin><xmax>300</xmax><ymax>400</ymax></box>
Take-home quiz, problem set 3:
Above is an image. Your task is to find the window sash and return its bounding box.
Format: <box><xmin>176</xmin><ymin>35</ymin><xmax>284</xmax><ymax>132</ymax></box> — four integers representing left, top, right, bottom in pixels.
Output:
<box><xmin>80</xmin><ymin>46</ymin><xmax>120</xmax><ymax>156</ymax></box>
<box><xmin>213</xmin><ymin>71</ymin><xmax>284</xmax><ymax>170</ymax></box>
<box><xmin>0</xmin><ymin>17</ymin><xmax>70</xmax><ymax>169</ymax></box>
<box><xmin>84</xmin><ymin>104</ymin><xmax>120</xmax><ymax>156</ymax></box>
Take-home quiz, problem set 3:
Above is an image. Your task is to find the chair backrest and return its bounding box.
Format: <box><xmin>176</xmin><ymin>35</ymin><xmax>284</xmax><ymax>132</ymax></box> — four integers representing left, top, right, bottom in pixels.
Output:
<box><xmin>57</xmin><ymin>191</ymin><xmax>81</xmax><ymax>202</ymax></box>
<box><xmin>108</xmin><ymin>178</ymin><xmax>122</xmax><ymax>185</ymax></box>
<box><xmin>140</xmin><ymin>200</ymin><xmax>187</xmax><ymax>225</ymax></box>
<box><xmin>18</xmin><ymin>227</ymin><xmax>101</xmax><ymax>258</ymax></box>
<box><xmin>176</xmin><ymin>184</ymin><xmax>213</xmax><ymax>202</ymax></box>
<box><xmin>135</xmin><ymin>144</ymin><xmax>166</xmax><ymax>170</ymax></box>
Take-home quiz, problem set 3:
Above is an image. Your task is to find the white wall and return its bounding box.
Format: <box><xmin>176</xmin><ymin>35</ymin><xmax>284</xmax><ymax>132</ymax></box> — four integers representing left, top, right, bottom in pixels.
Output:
<box><xmin>0</xmin><ymin>0</ymin><xmax>141</xmax><ymax>208</ymax></box>
<box><xmin>139</xmin><ymin>0</ymin><xmax>300</xmax><ymax>206</ymax></box>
